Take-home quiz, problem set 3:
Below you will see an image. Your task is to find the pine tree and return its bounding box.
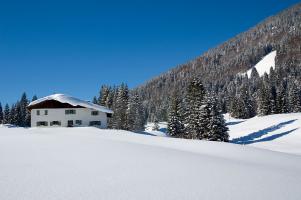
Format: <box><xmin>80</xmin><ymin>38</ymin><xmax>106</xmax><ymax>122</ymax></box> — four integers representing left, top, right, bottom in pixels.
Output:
<box><xmin>92</xmin><ymin>96</ymin><xmax>98</xmax><ymax>104</ymax></box>
<box><xmin>32</xmin><ymin>95</ymin><xmax>38</xmax><ymax>102</ymax></box>
<box><xmin>206</xmin><ymin>96</ymin><xmax>229</xmax><ymax>142</ymax></box>
<box><xmin>289</xmin><ymin>83</ymin><xmax>301</xmax><ymax>112</ymax></box>
<box><xmin>127</xmin><ymin>94</ymin><xmax>145</xmax><ymax>131</ymax></box>
<box><xmin>231</xmin><ymin>84</ymin><xmax>256</xmax><ymax>119</ymax></box>
<box><xmin>185</xmin><ymin>78</ymin><xmax>206</xmax><ymax>139</ymax></box>
<box><xmin>0</xmin><ymin>102</ymin><xmax>3</xmax><ymax>124</ymax></box>
<box><xmin>20</xmin><ymin>92</ymin><xmax>29</xmax><ymax>127</ymax></box>
<box><xmin>99</xmin><ymin>85</ymin><xmax>110</xmax><ymax>106</ymax></box>
<box><xmin>3</xmin><ymin>104</ymin><xmax>10</xmax><ymax>124</ymax></box>
<box><xmin>257</xmin><ymin>74</ymin><xmax>272</xmax><ymax>116</ymax></box>
<box><xmin>276</xmin><ymin>81</ymin><xmax>288</xmax><ymax>113</ymax></box>
<box><xmin>112</xmin><ymin>83</ymin><xmax>129</xmax><ymax>130</ymax></box>
<box><xmin>167</xmin><ymin>93</ymin><xmax>185</xmax><ymax>138</ymax></box>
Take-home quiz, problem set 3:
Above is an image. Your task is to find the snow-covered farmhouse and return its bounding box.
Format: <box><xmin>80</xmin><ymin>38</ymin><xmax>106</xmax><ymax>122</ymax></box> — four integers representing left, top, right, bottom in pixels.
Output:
<box><xmin>27</xmin><ymin>94</ymin><xmax>113</xmax><ymax>128</ymax></box>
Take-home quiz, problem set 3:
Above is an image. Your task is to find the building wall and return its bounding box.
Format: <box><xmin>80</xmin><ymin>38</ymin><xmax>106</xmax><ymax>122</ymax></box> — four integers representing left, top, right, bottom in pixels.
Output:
<box><xmin>31</xmin><ymin>108</ymin><xmax>108</xmax><ymax>128</ymax></box>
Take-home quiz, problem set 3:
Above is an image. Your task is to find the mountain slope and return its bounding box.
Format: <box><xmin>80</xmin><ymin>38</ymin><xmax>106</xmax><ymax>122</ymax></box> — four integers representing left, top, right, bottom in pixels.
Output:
<box><xmin>135</xmin><ymin>3</ymin><xmax>301</xmax><ymax>121</ymax></box>
<box><xmin>1</xmin><ymin>127</ymin><xmax>301</xmax><ymax>200</ymax></box>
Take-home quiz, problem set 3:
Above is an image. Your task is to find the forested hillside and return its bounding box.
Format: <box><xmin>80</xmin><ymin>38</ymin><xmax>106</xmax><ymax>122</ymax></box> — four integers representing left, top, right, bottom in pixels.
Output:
<box><xmin>135</xmin><ymin>3</ymin><xmax>301</xmax><ymax>122</ymax></box>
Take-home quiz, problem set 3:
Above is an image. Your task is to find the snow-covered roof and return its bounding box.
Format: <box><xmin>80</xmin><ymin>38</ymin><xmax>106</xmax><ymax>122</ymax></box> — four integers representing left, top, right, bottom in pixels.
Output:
<box><xmin>28</xmin><ymin>94</ymin><xmax>113</xmax><ymax>114</ymax></box>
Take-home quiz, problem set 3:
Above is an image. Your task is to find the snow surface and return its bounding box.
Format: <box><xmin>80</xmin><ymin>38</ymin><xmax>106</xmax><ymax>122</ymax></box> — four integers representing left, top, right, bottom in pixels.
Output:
<box><xmin>28</xmin><ymin>94</ymin><xmax>113</xmax><ymax>113</ymax></box>
<box><xmin>1</xmin><ymin>124</ymin><xmax>301</xmax><ymax>200</ymax></box>
<box><xmin>229</xmin><ymin>113</ymin><xmax>301</xmax><ymax>155</ymax></box>
<box><xmin>243</xmin><ymin>50</ymin><xmax>276</xmax><ymax>78</ymax></box>
<box><xmin>144</xmin><ymin>121</ymin><xmax>168</xmax><ymax>136</ymax></box>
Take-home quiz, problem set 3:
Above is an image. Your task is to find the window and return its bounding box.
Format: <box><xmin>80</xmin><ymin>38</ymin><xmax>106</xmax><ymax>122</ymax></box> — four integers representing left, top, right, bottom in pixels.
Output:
<box><xmin>44</xmin><ymin>110</ymin><xmax>48</xmax><ymax>115</ymax></box>
<box><xmin>50</xmin><ymin>121</ymin><xmax>61</xmax><ymax>126</ymax></box>
<box><xmin>89</xmin><ymin>121</ymin><xmax>101</xmax><ymax>126</ymax></box>
<box><xmin>36</xmin><ymin>110</ymin><xmax>40</xmax><ymax>115</ymax></box>
<box><xmin>37</xmin><ymin>121</ymin><xmax>48</xmax><ymax>126</ymax></box>
<box><xmin>75</xmin><ymin>120</ymin><xmax>82</xmax><ymax>125</ymax></box>
<box><xmin>65</xmin><ymin>110</ymin><xmax>76</xmax><ymax>115</ymax></box>
<box><xmin>91</xmin><ymin>111</ymin><xmax>99</xmax><ymax>116</ymax></box>
<box><xmin>67</xmin><ymin>120</ymin><xmax>74</xmax><ymax>127</ymax></box>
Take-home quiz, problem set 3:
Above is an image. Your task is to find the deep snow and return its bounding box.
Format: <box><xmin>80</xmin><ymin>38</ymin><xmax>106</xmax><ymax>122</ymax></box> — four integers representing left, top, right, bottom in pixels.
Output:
<box><xmin>1</xmin><ymin>122</ymin><xmax>301</xmax><ymax>200</ymax></box>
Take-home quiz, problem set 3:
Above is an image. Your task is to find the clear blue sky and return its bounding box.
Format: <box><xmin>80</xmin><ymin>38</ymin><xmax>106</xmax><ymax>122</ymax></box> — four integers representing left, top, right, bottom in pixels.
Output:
<box><xmin>0</xmin><ymin>0</ymin><xmax>299</xmax><ymax>104</ymax></box>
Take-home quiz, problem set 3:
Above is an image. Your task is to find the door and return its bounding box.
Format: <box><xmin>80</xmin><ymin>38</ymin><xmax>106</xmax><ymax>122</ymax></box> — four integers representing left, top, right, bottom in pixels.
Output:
<box><xmin>67</xmin><ymin>120</ymin><xmax>73</xmax><ymax>127</ymax></box>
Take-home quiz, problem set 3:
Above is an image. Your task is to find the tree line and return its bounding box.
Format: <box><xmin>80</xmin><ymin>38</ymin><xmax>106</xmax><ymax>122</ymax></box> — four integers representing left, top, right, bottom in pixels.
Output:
<box><xmin>167</xmin><ymin>78</ymin><xmax>229</xmax><ymax>141</ymax></box>
<box><xmin>93</xmin><ymin>83</ymin><xmax>146</xmax><ymax>132</ymax></box>
<box><xmin>0</xmin><ymin>93</ymin><xmax>37</xmax><ymax>127</ymax></box>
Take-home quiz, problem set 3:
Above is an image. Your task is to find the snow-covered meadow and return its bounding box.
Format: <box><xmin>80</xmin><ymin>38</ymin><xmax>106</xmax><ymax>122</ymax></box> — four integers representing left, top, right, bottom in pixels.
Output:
<box><xmin>1</xmin><ymin>113</ymin><xmax>301</xmax><ymax>200</ymax></box>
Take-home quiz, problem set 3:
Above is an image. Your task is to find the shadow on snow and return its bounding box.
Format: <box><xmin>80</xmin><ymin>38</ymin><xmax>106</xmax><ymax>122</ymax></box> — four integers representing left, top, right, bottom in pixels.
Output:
<box><xmin>231</xmin><ymin>119</ymin><xmax>298</xmax><ymax>145</ymax></box>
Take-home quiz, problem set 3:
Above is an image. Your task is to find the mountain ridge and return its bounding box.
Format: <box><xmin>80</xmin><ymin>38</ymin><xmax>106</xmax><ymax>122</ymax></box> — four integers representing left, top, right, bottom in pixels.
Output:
<box><xmin>135</xmin><ymin>2</ymin><xmax>301</xmax><ymax>121</ymax></box>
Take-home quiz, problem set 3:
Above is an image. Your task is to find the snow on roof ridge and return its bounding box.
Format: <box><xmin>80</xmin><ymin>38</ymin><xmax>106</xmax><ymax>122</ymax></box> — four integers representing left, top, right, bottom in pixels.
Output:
<box><xmin>28</xmin><ymin>93</ymin><xmax>113</xmax><ymax>114</ymax></box>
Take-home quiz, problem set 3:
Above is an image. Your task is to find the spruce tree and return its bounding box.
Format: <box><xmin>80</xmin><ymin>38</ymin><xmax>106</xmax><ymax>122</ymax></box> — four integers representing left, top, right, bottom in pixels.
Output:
<box><xmin>20</xmin><ymin>92</ymin><xmax>29</xmax><ymax>127</ymax></box>
<box><xmin>276</xmin><ymin>81</ymin><xmax>288</xmax><ymax>113</ymax></box>
<box><xmin>3</xmin><ymin>104</ymin><xmax>10</xmax><ymax>124</ymax></box>
<box><xmin>32</xmin><ymin>95</ymin><xmax>38</xmax><ymax>102</ymax></box>
<box><xmin>257</xmin><ymin>74</ymin><xmax>272</xmax><ymax>116</ymax></box>
<box><xmin>167</xmin><ymin>93</ymin><xmax>185</xmax><ymax>138</ymax></box>
<box><xmin>99</xmin><ymin>85</ymin><xmax>110</xmax><ymax>106</ymax></box>
<box><xmin>289</xmin><ymin>83</ymin><xmax>301</xmax><ymax>112</ymax></box>
<box><xmin>0</xmin><ymin>102</ymin><xmax>3</xmax><ymax>124</ymax></box>
<box><xmin>112</xmin><ymin>83</ymin><xmax>129</xmax><ymax>130</ymax></box>
<box><xmin>127</xmin><ymin>94</ymin><xmax>145</xmax><ymax>131</ymax></box>
<box><xmin>184</xmin><ymin>78</ymin><xmax>206</xmax><ymax>139</ymax></box>
<box><xmin>206</xmin><ymin>96</ymin><xmax>229</xmax><ymax>141</ymax></box>
<box><xmin>92</xmin><ymin>96</ymin><xmax>98</xmax><ymax>104</ymax></box>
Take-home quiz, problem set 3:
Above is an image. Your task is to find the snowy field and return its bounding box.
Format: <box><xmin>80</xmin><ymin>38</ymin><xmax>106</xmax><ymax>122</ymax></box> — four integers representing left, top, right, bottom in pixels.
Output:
<box><xmin>1</xmin><ymin>116</ymin><xmax>301</xmax><ymax>200</ymax></box>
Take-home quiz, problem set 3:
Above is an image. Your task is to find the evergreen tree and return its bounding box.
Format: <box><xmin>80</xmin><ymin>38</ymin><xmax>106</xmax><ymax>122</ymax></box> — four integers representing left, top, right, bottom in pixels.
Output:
<box><xmin>206</xmin><ymin>96</ymin><xmax>229</xmax><ymax>141</ymax></box>
<box><xmin>20</xmin><ymin>92</ymin><xmax>29</xmax><ymax>127</ymax></box>
<box><xmin>167</xmin><ymin>93</ymin><xmax>185</xmax><ymax>137</ymax></box>
<box><xmin>276</xmin><ymin>81</ymin><xmax>288</xmax><ymax>113</ymax></box>
<box><xmin>288</xmin><ymin>83</ymin><xmax>301</xmax><ymax>112</ymax></box>
<box><xmin>185</xmin><ymin>78</ymin><xmax>206</xmax><ymax>139</ymax></box>
<box><xmin>0</xmin><ymin>102</ymin><xmax>3</xmax><ymax>124</ymax></box>
<box><xmin>92</xmin><ymin>96</ymin><xmax>98</xmax><ymax>104</ymax></box>
<box><xmin>257</xmin><ymin>74</ymin><xmax>272</xmax><ymax>115</ymax></box>
<box><xmin>127</xmin><ymin>94</ymin><xmax>145</xmax><ymax>131</ymax></box>
<box><xmin>3</xmin><ymin>104</ymin><xmax>10</xmax><ymax>124</ymax></box>
<box><xmin>32</xmin><ymin>95</ymin><xmax>38</xmax><ymax>102</ymax></box>
<box><xmin>99</xmin><ymin>85</ymin><xmax>110</xmax><ymax>106</ymax></box>
<box><xmin>112</xmin><ymin>83</ymin><xmax>129</xmax><ymax>129</ymax></box>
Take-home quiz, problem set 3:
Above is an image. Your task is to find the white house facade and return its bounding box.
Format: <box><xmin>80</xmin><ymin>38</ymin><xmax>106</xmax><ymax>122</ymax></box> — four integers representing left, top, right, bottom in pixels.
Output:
<box><xmin>27</xmin><ymin>94</ymin><xmax>113</xmax><ymax>128</ymax></box>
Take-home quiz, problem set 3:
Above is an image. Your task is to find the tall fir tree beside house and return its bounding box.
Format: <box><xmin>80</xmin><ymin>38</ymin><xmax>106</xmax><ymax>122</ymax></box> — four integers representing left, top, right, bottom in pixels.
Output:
<box><xmin>92</xmin><ymin>96</ymin><xmax>98</xmax><ymax>104</ymax></box>
<box><xmin>32</xmin><ymin>95</ymin><xmax>38</xmax><ymax>102</ymax></box>
<box><xmin>20</xmin><ymin>92</ymin><xmax>30</xmax><ymax>127</ymax></box>
<box><xmin>167</xmin><ymin>92</ymin><xmax>185</xmax><ymax>138</ymax></box>
<box><xmin>184</xmin><ymin>78</ymin><xmax>206</xmax><ymax>139</ymax></box>
<box><xmin>98</xmin><ymin>85</ymin><xmax>110</xmax><ymax>106</ymax></box>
